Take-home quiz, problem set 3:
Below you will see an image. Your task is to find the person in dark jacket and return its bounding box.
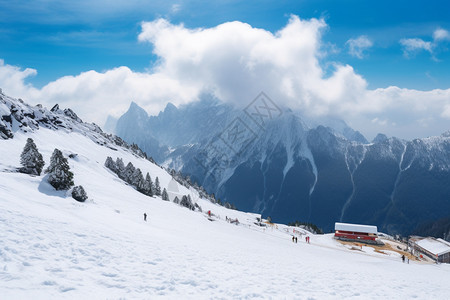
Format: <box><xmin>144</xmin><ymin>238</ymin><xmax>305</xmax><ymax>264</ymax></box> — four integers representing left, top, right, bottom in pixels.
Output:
<box><xmin>144</xmin><ymin>213</ymin><xmax>147</xmax><ymax>221</ymax></box>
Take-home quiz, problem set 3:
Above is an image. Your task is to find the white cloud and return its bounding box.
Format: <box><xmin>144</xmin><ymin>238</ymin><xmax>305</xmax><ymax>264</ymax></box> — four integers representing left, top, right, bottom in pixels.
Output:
<box><xmin>400</xmin><ymin>27</ymin><xmax>450</xmax><ymax>59</ymax></box>
<box><xmin>0</xmin><ymin>61</ymin><xmax>198</xmax><ymax>124</ymax></box>
<box><xmin>399</xmin><ymin>38</ymin><xmax>433</xmax><ymax>57</ymax></box>
<box><xmin>442</xmin><ymin>105</ymin><xmax>450</xmax><ymax>119</ymax></box>
<box><xmin>433</xmin><ymin>28</ymin><xmax>450</xmax><ymax>41</ymax></box>
<box><xmin>346</xmin><ymin>35</ymin><xmax>373</xmax><ymax>59</ymax></box>
<box><xmin>170</xmin><ymin>4</ymin><xmax>181</xmax><ymax>14</ymax></box>
<box><xmin>1</xmin><ymin>17</ymin><xmax>450</xmax><ymax>140</ymax></box>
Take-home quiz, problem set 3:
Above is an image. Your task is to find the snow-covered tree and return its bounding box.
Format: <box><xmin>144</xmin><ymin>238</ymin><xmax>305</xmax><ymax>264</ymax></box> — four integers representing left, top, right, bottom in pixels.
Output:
<box><xmin>20</xmin><ymin>138</ymin><xmax>45</xmax><ymax>175</ymax></box>
<box><xmin>161</xmin><ymin>188</ymin><xmax>169</xmax><ymax>201</ymax></box>
<box><xmin>142</xmin><ymin>173</ymin><xmax>154</xmax><ymax>196</ymax></box>
<box><xmin>122</xmin><ymin>162</ymin><xmax>135</xmax><ymax>183</ymax></box>
<box><xmin>46</xmin><ymin>149</ymin><xmax>74</xmax><ymax>190</ymax></box>
<box><xmin>154</xmin><ymin>176</ymin><xmax>161</xmax><ymax>196</ymax></box>
<box><xmin>72</xmin><ymin>185</ymin><xmax>88</xmax><ymax>202</ymax></box>
<box><xmin>131</xmin><ymin>168</ymin><xmax>144</xmax><ymax>191</ymax></box>
<box><xmin>115</xmin><ymin>157</ymin><xmax>125</xmax><ymax>177</ymax></box>
<box><xmin>104</xmin><ymin>156</ymin><xmax>117</xmax><ymax>173</ymax></box>
<box><xmin>180</xmin><ymin>195</ymin><xmax>195</xmax><ymax>211</ymax></box>
<box><xmin>173</xmin><ymin>196</ymin><xmax>180</xmax><ymax>204</ymax></box>
<box><xmin>194</xmin><ymin>203</ymin><xmax>202</xmax><ymax>212</ymax></box>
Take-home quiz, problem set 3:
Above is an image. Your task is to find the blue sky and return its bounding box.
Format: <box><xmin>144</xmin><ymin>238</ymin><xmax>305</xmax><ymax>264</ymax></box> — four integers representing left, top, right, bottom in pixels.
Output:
<box><xmin>1</xmin><ymin>0</ymin><xmax>449</xmax><ymax>89</ymax></box>
<box><xmin>0</xmin><ymin>0</ymin><xmax>449</xmax><ymax>139</ymax></box>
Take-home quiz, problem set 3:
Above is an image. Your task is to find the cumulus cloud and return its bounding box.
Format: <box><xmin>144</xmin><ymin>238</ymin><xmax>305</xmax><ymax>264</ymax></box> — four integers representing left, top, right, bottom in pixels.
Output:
<box><xmin>0</xmin><ymin>61</ymin><xmax>198</xmax><ymax>124</ymax></box>
<box><xmin>346</xmin><ymin>35</ymin><xmax>373</xmax><ymax>59</ymax></box>
<box><xmin>400</xmin><ymin>27</ymin><xmax>450</xmax><ymax>59</ymax></box>
<box><xmin>0</xmin><ymin>17</ymin><xmax>449</xmax><ymax>140</ymax></box>
<box><xmin>399</xmin><ymin>38</ymin><xmax>433</xmax><ymax>57</ymax></box>
<box><xmin>138</xmin><ymin>16</ymin><xmax>369</xmax><ymax>115</ymax></box>
<box><xmin>433</xmin><ymin>28</ymin><xmax>450</xmax><ymax>41</ymax></box>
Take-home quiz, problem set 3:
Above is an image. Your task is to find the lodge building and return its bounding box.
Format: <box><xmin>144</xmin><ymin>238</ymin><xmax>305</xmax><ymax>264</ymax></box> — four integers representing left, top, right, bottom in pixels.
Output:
<box><xmin>408</xmin><ymin>236</ymin><xmax>450</xmax><ymax>264</ymax></box>
<box><xmin>334</xmin><ymin>222</ymin><xmax>381</xmax><ymax>245</ymax></box>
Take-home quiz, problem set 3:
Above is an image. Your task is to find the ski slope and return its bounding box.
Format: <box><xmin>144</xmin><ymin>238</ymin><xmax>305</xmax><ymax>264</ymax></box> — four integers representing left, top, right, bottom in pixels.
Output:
<box><xmin>1</xmin><ymin>129</ymin><xmax>450</xmax><ymax>299</ymax></box>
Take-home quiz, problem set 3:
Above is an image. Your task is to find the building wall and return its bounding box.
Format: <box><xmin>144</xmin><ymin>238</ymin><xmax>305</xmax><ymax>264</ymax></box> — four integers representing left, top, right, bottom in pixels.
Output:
<box><xmin>409</xmin><ymin>240</ymin><xmax>450</xmax><ymax>264</ymax></box>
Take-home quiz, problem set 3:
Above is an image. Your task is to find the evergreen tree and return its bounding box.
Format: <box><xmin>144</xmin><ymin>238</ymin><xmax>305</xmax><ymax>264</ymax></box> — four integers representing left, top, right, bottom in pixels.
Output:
<box><xmin>161</xmin><ymin>188</ymin><xmax>169</xmax><ymax>201</ymax></box>
<box><xmin>142</xmin><ymin>172</ymin><xmax>154</xmax><ymax>196</ymax></box>
<box><xmin>72</xmin><ymin>185</ymin><xmax>88</xmax><ymax>202</ymax></box>
<box><xmin>116</xmin><ymin>158</ymin><xmax>125</xmax><ymax>178</ymax></box>
<box><xmin>122</xmin><ymin>162</ymin><xmax>135</xmax><ymax>184</ymax></box>
<box><xmin>154</xmin><ymin>176</ymin><xmax>161</xmax><ymax>196</ymax></box>
<box><xmin>104</xmin><ymin>156</ymin><xmax>117</xmax><ymax>173</ymax></box>
<box><xmin>20</xmin><ymin>138</ymin><xmax>45</xmax><ymax>175</ymax></box>
<box><xmin>173</xmin><ymin>196</ymin><xmax>180</xmax><ymax>204</ymax></box>
<box><xmin>46</xmin><ymin>149</ymin><xmax>74</xmax><ymax>190</ymax></box>
<box><xmin>194</xmin><ymin>203</ymin><xmax>202</xmax><ymax>212</ymax></box>
<box><xmin>180</xmin><ymin>195</ymin><xmax>195</xmax><ymax>210</ymax></box>
<box><xmin>131</xmin><ymin>168</ymin><xmax>144</xmax><ymax>191</ymax></box>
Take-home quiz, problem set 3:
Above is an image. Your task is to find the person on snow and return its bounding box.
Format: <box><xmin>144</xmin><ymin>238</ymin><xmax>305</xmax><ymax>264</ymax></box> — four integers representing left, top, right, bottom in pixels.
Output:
<box><xmin>402</xmin><ymin>254</ymin><xmax>405</xmax><ymax>263</ymax></box>
<box><xmin>292</xmin><ymin>236</ymin><xmax>295</xmax><ymax>242</ymax></box>
<box><xmin>295</xmin><ymin>237</ymin><xmax>298</xmax><ymax>243</ymax></box>
<box><xmin>144</xmin><ymin>213</ymin><xmax>147</xmax><ymax>221</ymax></box>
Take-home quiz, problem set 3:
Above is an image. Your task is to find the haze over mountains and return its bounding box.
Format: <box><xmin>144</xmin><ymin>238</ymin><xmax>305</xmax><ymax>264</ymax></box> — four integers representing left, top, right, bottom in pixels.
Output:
<box><xmin>113</xmin><ymin>95</ymin><xmax>450</xmax><ymax>237</ymax></box>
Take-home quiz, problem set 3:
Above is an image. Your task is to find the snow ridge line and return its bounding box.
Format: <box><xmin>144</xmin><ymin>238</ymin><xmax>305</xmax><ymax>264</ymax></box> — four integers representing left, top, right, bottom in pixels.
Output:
<box><xmin>340</xmin><ymin>145</ymin><xmax>367</xmax><ymax>222</ymax></box>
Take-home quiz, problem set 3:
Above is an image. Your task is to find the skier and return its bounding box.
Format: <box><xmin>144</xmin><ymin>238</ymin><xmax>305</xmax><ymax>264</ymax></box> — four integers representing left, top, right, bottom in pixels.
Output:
<box><xmin>292</xmin><ymin>236</ymin><xmax>295</xmax><ymax>242</ymax></box>
<box><xmin>144</xmin><ymin>213</ymin><xmax>147</xmax><ymax>222</ymax></box>
<box><xmin>402</xmin><ymin>254</ymin><xmax>405</xmax><ymax>263</ymax></box>
<box><xmin>295</xmin><ymin>237</ymin><xmax>298</xmax><ymax>243</ymax></box>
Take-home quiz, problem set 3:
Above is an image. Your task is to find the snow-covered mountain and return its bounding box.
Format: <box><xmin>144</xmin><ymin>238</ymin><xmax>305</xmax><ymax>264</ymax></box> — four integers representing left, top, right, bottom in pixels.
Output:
<box><xmin>114</xmin><ymin>97</ymin><xmax>450</xmax><ymax>236</ymax></box>
<box><xmin>2</xmin><ymin>89</ymin><xmax>450</xmax><ymax>298</ymax></box>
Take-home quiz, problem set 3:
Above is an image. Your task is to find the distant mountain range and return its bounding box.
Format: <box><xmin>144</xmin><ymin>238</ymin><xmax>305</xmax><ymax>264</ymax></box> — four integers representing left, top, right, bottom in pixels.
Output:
<box><xmin>116</xmin><ymin>96</ymin><xmax>448</xmax><ymax>237</ymax></box>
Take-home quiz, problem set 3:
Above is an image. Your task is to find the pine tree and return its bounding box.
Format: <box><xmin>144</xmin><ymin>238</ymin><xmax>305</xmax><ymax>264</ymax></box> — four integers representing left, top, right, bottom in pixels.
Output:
<box><xmin>116</xmin><ymin>158</ymin><xmax>125</xmax><ymax>178</ymax></box>
<box><xmin>122</xmin><ymin>162</ymin><xmax>135</xmax><ymax>184</ymax></box>
<box><xmin>46</xmin><ymin>149</ymin><xmax>74</xmax><ymax>190</ymax></box>
<box><xmin>162</xmin><ymin>188</ymin><xmax>169</xmax><ymax>201</ymax></box>
<box><xmin>104</xmin><ymin>156</ymin><xmax>117</xmax><ymax>173</ymax></box>
<box><xmin>154</xmin><ymin>176</ymin><xmax>161</xmax><ymax>196</ymax></box>
<box><xmin>20</xmin><ymin>138</ymin><xmax>45</xmax><ymax>175</ymax></box>
<box><xmin>173</xmin><ymin>196</ymin><xmax>180</xmax><ymax>204</ymax></box>
<box><xmin>142</xmin><ymin>172</ymin><xmax>154</xmax><ymax>196</ymax></box>
<box><xmin>180</xmin><ymin>195</ymin><xmax>195</xmax><ymax>210</ymax></box>
<box><xmin>131</xmin><ymin>168</ymin><xmax>144</xmax><ymax>191</ymax></box>
<box><xmin>72</xmin><ymin>185</ymin><xmax>88</xmax><ymax>202</ymax></box>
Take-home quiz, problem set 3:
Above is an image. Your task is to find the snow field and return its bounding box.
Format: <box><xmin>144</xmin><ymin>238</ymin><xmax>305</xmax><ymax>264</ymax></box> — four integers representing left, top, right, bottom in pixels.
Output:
<box><xmin>1</xmin><ymin>129</ymin><xmax>450</xmax><ymax>299</ymax></box>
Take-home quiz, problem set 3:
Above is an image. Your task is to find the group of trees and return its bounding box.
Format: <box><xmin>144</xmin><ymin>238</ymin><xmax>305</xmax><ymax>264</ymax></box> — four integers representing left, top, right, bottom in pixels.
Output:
<box><xmin>106</xmin><ymin>157</ymin><xmax>203</xmax><ymax>212</ymax></box>
<box><xmin>105</xmin><ymin>157</ymin><xmax>161</xmax><ymax>197</ymax></box>
<box><xmin>287</xmin><ymin>221</ymin><xmax>324</xmax><ymax>234</ymax></box>
<box><xmin>20</xmin><ymin>138</ymin><xmax>87</xmax><ymax>202</ymax></box>
<box><xmin>166</xmin><ymin>167</ymin><xmax>237</xmax><ymax>210</ymax></box>
<box><xmin>18</xmin><ymin>138</ymin><xmax>233</xmax><ymax>211</ymax></box>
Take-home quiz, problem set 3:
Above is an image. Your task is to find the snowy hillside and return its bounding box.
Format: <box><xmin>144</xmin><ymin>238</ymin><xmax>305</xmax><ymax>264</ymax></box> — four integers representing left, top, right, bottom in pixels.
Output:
<box><xmin>1</xmin><ymin>93</ymin><xmax>450</xmax><ymax>298</ymax></box>
<box><xmin>114</xmin><ymin>99</ymin><xmax>450</xmax><ymax>236</ymax></box>
<box><xmin>1</xmin><ymin>129</ymin><xmax>450</xmax><ymax>298</ymax></box>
